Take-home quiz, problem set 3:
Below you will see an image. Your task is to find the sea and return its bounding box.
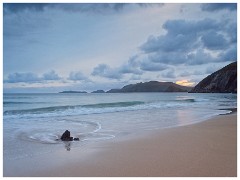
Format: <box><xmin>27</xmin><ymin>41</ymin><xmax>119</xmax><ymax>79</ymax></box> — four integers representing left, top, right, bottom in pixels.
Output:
<box><xmin>3</xmin><ymin>92</ymin><xmax>237</xmax><ymax>171</ymax></box>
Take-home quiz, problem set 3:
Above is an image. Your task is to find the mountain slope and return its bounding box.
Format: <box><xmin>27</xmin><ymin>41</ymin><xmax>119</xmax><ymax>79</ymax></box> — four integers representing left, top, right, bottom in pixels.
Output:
<box><xmin>190</xmin><ymin>61</ymin><xmax>237</xmax><ymax>93</ymax></box>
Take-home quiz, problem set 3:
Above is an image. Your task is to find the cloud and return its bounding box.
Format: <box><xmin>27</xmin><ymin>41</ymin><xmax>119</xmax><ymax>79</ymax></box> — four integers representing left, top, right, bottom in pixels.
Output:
<box><xmin>201</xmin><ymin>31</ymin><xmax>228</xmax><ymax>50</ymax></box>
<box><xmin>140</xmin><ymin>61</ymin><xmax>168</xmax><ymax>72</ymax></box>
<box><xmin>5</xmin><ymin>70</ymin><xmax>62</xmax><ymax>83</ymax></box>
<box><xmin>68</xmin><ymin>71</ymin><xmax>89</xmax><ymax>81</ymax></box>
<box><xmin>91</xmin><ymin>56</ymin><xmax>145</xmax><ymax>80</ymax></box>
<box><xmin>187</xmin><ymin>49</ymin><xmax>216</xmax><ymax>65</ymax></box>
<box><xmin>179</xmin><ymin>71</ymin><xmax>191</xmax><ymax>77</ymax></box>
<box><xmin>4</xmin><ymin>3</ymin><xmax>164</xmax><ymax>14</ymax></box>
<box><xmin>118</xmin><ymin>55</ymin><xmax>143</xmax><ymax>75</ymax></box>
<box><xmin>4</xmin><ymin>72</ymin><xmax>41</xmax><ymax>83</ymax></box>
<box><xmin>201</xmin><ymin>3</ymin><xmax>237</xmax><ymax>12</ymax></box>
<box><xmin>3</xmin><ymin>8</ymin><xmax>51</xmax><ymax>38</ymax></box>
<box><xmin>43</xmin><ymin>70</ymin><xmax>61</xmax><ymax>80</ymax></box>
<box><xmin>140</xmin><ymin>18</ymin><xmax>236</xmax><ymax>65</ymax></box>
<box><xmin>161</xmin><ymin>69</ymin><xmax>176</xmax><ymax>78</ymax></box>
<box><xmin>226</xmin><ymin>22</ymin><xmax>237</xmax><ymax>43</ymax></box>
<box><xmin>91</xmin><ymin>64</ymin><xmax>122</xmax><ymax>79</ymax></box>
<box><xmin>141</xmin><ymin>18</ymin><xmax>221</xmax><ymax>53</ymax></box>
<box><xmin>3</xmin><ymin>3</ymin><xmax>48</xmax><ymax>13</ymax></box>
<box><xmin>219</xmin><ymin>45</ymin><xmax>237</xmax><ymax>62</ymax></box>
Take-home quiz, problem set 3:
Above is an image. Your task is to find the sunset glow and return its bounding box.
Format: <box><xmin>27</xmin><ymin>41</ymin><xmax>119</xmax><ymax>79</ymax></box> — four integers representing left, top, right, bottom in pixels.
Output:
<box><xmin>176</xmin><ymin>80</ymin><xmax>195</xmax><ymax>87</ymax></box>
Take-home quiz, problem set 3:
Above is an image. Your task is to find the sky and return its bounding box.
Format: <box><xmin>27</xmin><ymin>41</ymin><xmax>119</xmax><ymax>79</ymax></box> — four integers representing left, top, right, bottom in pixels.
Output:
<box><xmin>3</xmin><ymin>3</ymin><xmax>237</xmax><ymax>93</ymax></box>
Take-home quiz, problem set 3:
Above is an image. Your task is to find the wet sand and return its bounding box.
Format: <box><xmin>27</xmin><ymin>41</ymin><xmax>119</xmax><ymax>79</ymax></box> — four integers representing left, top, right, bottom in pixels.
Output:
<box><xmin>6</xmin><ymin>113</ymin><xmax>237</xmax><ymax>177</ymax></box>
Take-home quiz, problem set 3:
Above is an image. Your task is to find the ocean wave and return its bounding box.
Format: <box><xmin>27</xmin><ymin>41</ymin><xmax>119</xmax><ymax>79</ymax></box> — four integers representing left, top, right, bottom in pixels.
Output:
<box><xmin>174</xmin><ymin>98</ymin><xmax>196</xmax><ymax>103</ymax></box>
<box><xmin>4</xmin><ymin>102</ymin><xmax>34</xmax><ymax>105</ymax></box>
<box><xmin>3</xmin><ymin>101</ymin><xmax>145</xmax><ymax>116</ymax></box>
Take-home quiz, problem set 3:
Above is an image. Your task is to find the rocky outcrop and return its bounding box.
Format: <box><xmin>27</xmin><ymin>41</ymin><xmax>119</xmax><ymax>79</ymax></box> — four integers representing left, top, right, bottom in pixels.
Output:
<box><xmin>107</xmin><ymin>81</ymin><xmax>192</xmax><ymax>93</ymax></box>
<box><xmin>190</xmin><ymin>61</ymin><xmax>237</xmax><ymax>93</ymax></box>
<box><xmin>61</xmin><ymin>130</ymin><xmax>73</xmax><ymax>141</ymax></box>
<box><xmin>60</xmin><ymin>130</ymin><xmax>80</xmax><ymax>141</ymax></box>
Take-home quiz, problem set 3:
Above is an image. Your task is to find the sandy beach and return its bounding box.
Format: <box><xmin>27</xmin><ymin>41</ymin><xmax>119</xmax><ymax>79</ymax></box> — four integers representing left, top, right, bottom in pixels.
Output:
<box><xmin>22</xmin><ymin>112</ymin><xmax>236</xmax><ymax>177</ymax></box>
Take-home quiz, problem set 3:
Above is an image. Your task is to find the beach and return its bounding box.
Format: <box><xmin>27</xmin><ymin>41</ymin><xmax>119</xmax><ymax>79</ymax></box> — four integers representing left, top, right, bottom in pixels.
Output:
<box><xmin>13</xmin><ymin>112</ymin><xmax>236</xmax><ymax>177</ymax></box>
<box><xmin>3</xmin><ymin>93</ymin><xmax>237</xmax><ymax>177</ymax></box>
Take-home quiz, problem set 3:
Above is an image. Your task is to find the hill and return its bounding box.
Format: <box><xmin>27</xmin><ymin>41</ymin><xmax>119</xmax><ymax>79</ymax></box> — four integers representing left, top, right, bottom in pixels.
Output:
<box><xmin>107</xmin><ymin>81</ymin><xmax>192</xmax><ymax>93</ymax></box>
<box><xmin>190</xmin><ymin>61</ymin><xmax>237</xmax><ymax>93</ymax></box>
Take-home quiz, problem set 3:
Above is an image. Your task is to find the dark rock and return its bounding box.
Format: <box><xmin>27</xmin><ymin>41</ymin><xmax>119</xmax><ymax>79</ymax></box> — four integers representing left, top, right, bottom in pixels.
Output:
<box><xmin>74</xmin><ymin>138</ymin><xmax>80</xmax><ymax>141</ymax></box>
<box><xmin>190</xmin><ymin>62</ymin><xmax>237</xmax><ymax>93</ymax></box>
<box><xmin>61</xmin><ymin>130</ymin><xmax>73</xmax><ymax>141</ymax></box>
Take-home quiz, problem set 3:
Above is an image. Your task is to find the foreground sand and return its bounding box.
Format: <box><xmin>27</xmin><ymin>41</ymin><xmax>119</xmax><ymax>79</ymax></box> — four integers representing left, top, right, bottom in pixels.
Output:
<box><xmin>26</xmin><ymin>113</ymin><xmax>237</xmax><ymax>177</ymax></box>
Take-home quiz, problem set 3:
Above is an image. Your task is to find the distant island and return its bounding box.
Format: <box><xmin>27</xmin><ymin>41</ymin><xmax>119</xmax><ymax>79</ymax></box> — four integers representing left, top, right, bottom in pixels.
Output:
<box><xmin>106</xmin><ymin>81</ymin><xmax>192</xmax><ymax>93</ymax></box>
<box><xmin>59</xmin><ymin>91</ymin><xmax>87</xmax><ymax>93</ymax></box>
<box><xmin>91</xmin><ymin>90</ymin><xmax>105</xmax><ymax>93</ymax></box>
<box><xmin>59</xmin><ymin>81</ymin><xmax>192</xmax><ymax>94</ymax></box>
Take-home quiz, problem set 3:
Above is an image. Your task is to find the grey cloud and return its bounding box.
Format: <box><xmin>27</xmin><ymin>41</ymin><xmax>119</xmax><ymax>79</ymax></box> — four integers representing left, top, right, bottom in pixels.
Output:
<box><xmin>149</xmin><ymin>51</ymin><xmax>189</xmax><ymax>65</ymax></box>
<box><xmin>119</xmin><ymin>55</ymin><xmax>143</xmax><ymax>75</ymax></box>
<box><xmin>162</xmin><ymin>18</ymin><xmax>221</xmax><ymax>36</ymax></box>
<box><xmin>43</xmin><ymin>70</ymin><xmax>61</xmax><ymax>80</ymax></box>
<box><xmin>148</xmin><ymin>48</ymin><xmax>217</xmax><ymax>66</ymax></box>
<box><xmin>140</xmin><ymin>18</ymin><xmax>236</xmax><ymax>66</ymax></box>
<box><xmin>3</xmin><ymin>3</ymin><xmax>48</xmax><ymax>14</ymax></box>
<box><xmin>187</xmin><ymin>49</ymin><xmax>216</xmax><ymax>65</ymax></box>
<box><xmin>3</xmin><ymin>9</ymin><xmax>51</xmax><ymax>38</ymax></box>
<box><xmin>5</xmin><ymin>71</ymin><xmax>62</xmax><ymax>83</ymax></box>
<box><xmin>91</xmin><ymin>56</ymin><xmax>144</xmax><ymax>80</ymax></box>
<box><xmin>141</xmin><ymin>33</ymin><xmax>198</xmax><ymax>53</ymax></box>
<box><xmin>179</xmin><ymin>71</ymin><xmax>191</xmax><ymax>77</ymax></box>
<box><xmin>4</xmin><ymin>3</ymin><xmax>164</xmax><ymax>14</ymax></box>
<box><xmin>141</xmin><ymin>18</ymin><xmax>221</xmax><ymax>53</ymax></box>
<box><xmin>161</xmin><ymin>69</ymin><xmax>176</xmax><ymax>78</ymax></box>
<box><xmin>201</xmin><ymin>31</ymin><xmax>228</xmax><ymax>50</ymax></box>
<box><xmin>91</xmin><ymin>54</ymin><xmax>169</xmax><ymax>80</ymax></box>
<box><xmin>201</xmin><ymin>3</ymin><xmax>237</xmax><ymax>12</ymax></box>
<box><xmin>91</xmin><ymin>64</ymin><xmax>122</xmax><ymax>79</ymax></box>
<box><xmin>5</xmin><ymin>72</ymin><xmax>41</xmax><ymax>83</ymax></box>
<box><xmin>226</xmin><ymin>22</ymin><xmax>237</xmax><ymax>43</ymax></box>
<box><xmin>68</xmin><ymin>71</ymin><xmax>89</xmax><ymax>81</ymax></box>
<box><xmin>219</xmin><ymin>45</ymin><xmax>237</xmax><ymax>62</ymax></box>
<box><xmin>140</xmin><ymin>62</ymin><xmax>168</xmax><ymax>72</ymax></box>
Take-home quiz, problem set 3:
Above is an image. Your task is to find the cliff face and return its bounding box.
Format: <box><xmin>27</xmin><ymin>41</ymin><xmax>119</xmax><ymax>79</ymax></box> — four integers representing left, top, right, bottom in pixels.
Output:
<box><xmin>190</xmin><ymin>61</ymin><xmax>237</xmax><ymax>93</ymax></box>
<box><xmin>107</xmin><ymin>81</ymin><xmax>192</xmax><ymax>93</ymax></box>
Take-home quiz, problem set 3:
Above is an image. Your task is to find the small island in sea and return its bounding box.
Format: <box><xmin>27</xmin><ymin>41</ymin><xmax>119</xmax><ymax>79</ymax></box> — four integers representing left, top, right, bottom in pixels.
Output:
<box><xmin>59</xmin><ymin>90</ymin><xmax>87</xmax><ymax>93</ymax></box>
<box><xmin>91</xmin><ymin>90</ymin><xmax>105</xmax><ymax>93</ymax></box>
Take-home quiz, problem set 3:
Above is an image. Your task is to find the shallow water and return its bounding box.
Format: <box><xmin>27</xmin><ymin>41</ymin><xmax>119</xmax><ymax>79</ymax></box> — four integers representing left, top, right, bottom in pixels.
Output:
<box><xmin>3</xmin><ymin>92</ymin><xmax>237</xmax><ymax>161</ymax></box>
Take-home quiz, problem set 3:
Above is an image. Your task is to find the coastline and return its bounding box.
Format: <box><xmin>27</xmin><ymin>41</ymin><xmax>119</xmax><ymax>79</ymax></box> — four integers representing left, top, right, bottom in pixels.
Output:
<box><xmin>12</xmin><ymin>112</ymin><xmax>236</xmax><ymax>177</ymax></box>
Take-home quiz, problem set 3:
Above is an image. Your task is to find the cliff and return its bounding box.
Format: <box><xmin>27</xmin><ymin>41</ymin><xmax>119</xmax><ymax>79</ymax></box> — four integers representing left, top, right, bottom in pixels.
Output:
<box><xmin>190</xmin><ymin>61</ymin><xmax>237</xmax><ymax>93</ymax></box>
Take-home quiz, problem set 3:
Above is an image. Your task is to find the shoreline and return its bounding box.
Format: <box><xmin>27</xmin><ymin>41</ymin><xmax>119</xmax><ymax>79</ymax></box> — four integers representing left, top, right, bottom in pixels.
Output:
<box><xmin>9</xmin><ymin>112</ymin><xmax>236</xmax><ymax>177</ymax></box>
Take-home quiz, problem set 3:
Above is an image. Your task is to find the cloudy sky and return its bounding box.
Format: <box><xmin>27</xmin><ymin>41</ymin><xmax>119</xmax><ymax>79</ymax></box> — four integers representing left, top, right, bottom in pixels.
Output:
<box><xmin>3</xmin><ymin>3</ymin><xmax>237</xmax><ymax>93</ymax></box>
